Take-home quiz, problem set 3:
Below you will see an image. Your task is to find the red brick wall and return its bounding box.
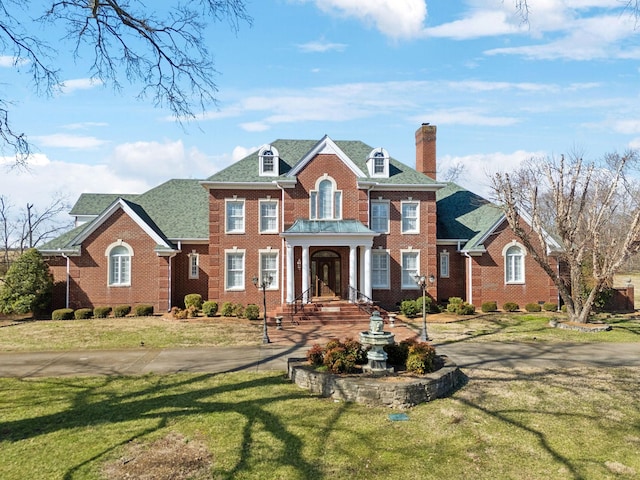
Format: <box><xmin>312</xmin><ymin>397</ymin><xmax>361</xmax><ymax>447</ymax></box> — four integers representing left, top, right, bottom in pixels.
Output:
<box><xmin>436</xmin><ymin>245</ymin><xmax>466</xmax><ymax>303</ymax></box>
<box><xmin>173</xmin><ymin>243</ymin><xmax>209</xmax><ymax>307</ymax></box>
<box><xmin>469</xmin><ymin>220</ymin><xmax>559</xmax><ymax>308</ymax></box>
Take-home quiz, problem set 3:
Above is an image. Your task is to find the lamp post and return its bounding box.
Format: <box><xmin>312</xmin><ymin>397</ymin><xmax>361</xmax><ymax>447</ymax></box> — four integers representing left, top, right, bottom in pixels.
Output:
<box><xmin>253</xmin><ymin>273</ymin><xmax>273</xmax><ymax>344</ymax></box>
<box><xmin>414</xmin><ymin>273</ymin><xmax>435</xmax><ymax>342</ymax></box>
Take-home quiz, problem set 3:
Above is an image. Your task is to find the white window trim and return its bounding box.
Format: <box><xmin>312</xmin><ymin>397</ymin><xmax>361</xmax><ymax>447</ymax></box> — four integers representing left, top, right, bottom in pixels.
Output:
<box><xmin>401</xmin><ymin>200</ymin><xmax>420</xmax><ymax>234</ymax></box>
<box><xmin>259</xmin><ymin>145</ymin><xmax>279</xmax><ymax>177</ymax></box>
<box><xmin>400</xmin><ymin>249</ymin><xmax>420</xmax><ymax>289</ymax></box>
<box><xmin>367</xmin><ymin>147</ymin><xmax>390</xmax><ymax>178</ymax></box>
<box><xmin>189</xmin><ymin>251</ymin><xmax>199</xmax><ymax>279</ymax></box>
<box><xmin>225</xmin><ymin>198</ymin><xmax>245</xmax><ymax>234</ymax></box>
<box><xmin>502</xmin><ymin>240</ymin><xmax>526</xmax><ymax>284</ymax></box>
<box><xmin>370</xmin><ymin>198</ymin><xmax>390</xmax><ymax>234</ymax></box>
<box><xmin>259</xmin><ymin>199</ymin><xmax>279</xmax><ymax>234</ymax></box>
<box><xmin>371</xmin><ymin>249</ymin><xmax>390</xmax><ymax>289</ymax></box>
<box><xmin>225</xmin><ymin>249</ymin><xmax>246</xmax><ymax>291</ymax></box>
<box><xmin>309</xmin><ymin>175</ymin><xmax>342</xmax><ymax>220</ymax></box>
<box><xmin>259</xmin><ymin>249</ymin><xmax>279</xmax><ymax>290</ymax></box>
<box><xmin>440</xmin><ymin>250</ymin><xmax>450</xmax><ymax>278</ymax></box>
<box><xmin>105</xmin><ymin>240</ymin><xmax>133</xmax><ymax>287</ymax></box>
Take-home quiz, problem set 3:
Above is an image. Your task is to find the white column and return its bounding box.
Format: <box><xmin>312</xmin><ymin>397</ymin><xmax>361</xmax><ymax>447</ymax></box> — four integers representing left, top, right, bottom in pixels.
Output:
<box><xmin>349</xmin><ymin>246</ymin><xmax>357</xmax><ymax>302</ymax></box>
<box><xmin>286</xmin><ymin>243</ymin><xmax>294</xmax><ymax>303</ymax></box>
<box><xmin>302</xmin><ymin>246</ymin><xmax>310</xmax><ymax>303</ymax></box>
<box><xmin>363</xmin><ymin>245</ymin><xmax>372</xmax><ymax>300</ymax></box>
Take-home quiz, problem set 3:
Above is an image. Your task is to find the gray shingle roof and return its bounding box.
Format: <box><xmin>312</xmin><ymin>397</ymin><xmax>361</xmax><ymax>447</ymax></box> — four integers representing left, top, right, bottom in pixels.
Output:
<box><xmin>436</xmin><ymin>182</ymin><xmax>504</xmax><ymax>250</ymax></box>
<box><xmin>69</xmin><ymin>193</ymin><xmax>139</xmax><ymax>216</ymax></box>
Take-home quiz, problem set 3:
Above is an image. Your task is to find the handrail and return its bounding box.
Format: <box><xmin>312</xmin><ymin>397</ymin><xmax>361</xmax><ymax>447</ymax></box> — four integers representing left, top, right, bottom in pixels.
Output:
<box><xmin>347</xmin><ymin>286</ymin><xmax>376</xmax><ymax>315</ymax></box>
<box><xmin>288</xmin><ymin>286</ymin><xmax>312</xmax><ymax>324</ymax></box>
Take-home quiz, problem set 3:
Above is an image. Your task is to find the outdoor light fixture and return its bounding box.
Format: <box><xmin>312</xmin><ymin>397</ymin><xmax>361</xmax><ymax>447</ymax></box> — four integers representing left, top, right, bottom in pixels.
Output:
<box><xmin>414</xmin><ymin>272</ymin><xmax>435</xmax><ymax>342</ymax></box>
<box><xmin>253</xmin><ymin>273</ymin><xmax>273</xmax><ymax>344</ymax></box>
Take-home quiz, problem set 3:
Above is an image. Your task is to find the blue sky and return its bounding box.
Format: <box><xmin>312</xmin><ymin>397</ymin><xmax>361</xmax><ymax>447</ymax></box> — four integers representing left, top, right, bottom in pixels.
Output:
<box><xmin>2</xmin><ymin>0</ymin><xmax>640</xmax><ymax>220</ymax></box>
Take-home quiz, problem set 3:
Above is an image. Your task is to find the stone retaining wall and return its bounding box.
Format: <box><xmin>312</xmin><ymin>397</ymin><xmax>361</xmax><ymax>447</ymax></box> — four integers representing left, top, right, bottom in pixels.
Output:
<box><xmin>287</xmin><ymin>356</ymin><xmax>465</xmax><ymax>409</ymax></box>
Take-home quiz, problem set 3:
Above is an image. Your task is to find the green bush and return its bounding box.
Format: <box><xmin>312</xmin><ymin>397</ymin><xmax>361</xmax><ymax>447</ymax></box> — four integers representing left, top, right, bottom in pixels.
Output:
<box><xmin>525</xmin><ymin>302</ymin><xmax>542</xmax><ymax>312</ymax></box>
<box><xmin>233</xmin><ymin>303</ymin><xmax>245</xmax><ymax>318</ymax></box>
<box><xmin>93</xmin><ymin>306</ymin><xmax>112</xmax><ymax>318</ymax></box>
<box><xmin>306</xmin><ymin>344</ymin><xmax>324</xmax><ymax>367</ymax></box>
<box><xmin>406</xmin><ymin>342</ymin><xmax>437</xmax><ymax>374</ymax></box>
<box><xmin>202</xmin><ymin>301</ymin><xmax>218</xmax><ymax>317</ymax></box>
<box><xmin>0</xmin><ymin>248</ymin><xmax>53</xmax><ymax>315</ymax></box>
<box><xmin>184</xmin><ymin>293</ymin><xmax>203</xmax><ymax>310</ymax></box>
<box><xmin>447</xmin><ymin>297</ymin><xmax>475</xmax><ymax>315</ymax></box>
<box><xmin>74</xmin><ymin>308</ymin><xmax>93</xmax><ymax>319</ymax></box>
<box><xmin>134</xmin><ymin>304</ymin><xmax>154</xmax><ymax>316</ymax></box>
<box><xmin>384</xmin><ymin>338</ymin><xmax>417</xmax><ymax>367</ymax></box>
<box><xmin>244</xmin><ymin>304</ymin><xmax>260</xmax><ymax>320</ymax></box>
<box><xmin>52</xmin><ymin>308</ymin><xmax>74</xmax><ymax>320</ymax></box>
<box><xmin>322</xmin><ymin>338</ymin><xmax>365</xmax><ymax>374</ymax></box>
<box><xmin>221</xmin><ymin>301</ymin><xmax>234</xmax><ymax>317</ymax></box>
<box><xmin>113</xmin><ymin>305</ymin><xmax>131</xmax><ymax>318</ymax></box>
<box><xmin>481</xmin><ymin>301</ymin><xmax>498</xmax><ymax>313</ymax></box>
<box><xmin>400</xmin><ymin>299</ymin><xmax>419</xmax><ymax>318</ymax></box>
<box><xmin>503</xmin><ymin>302</ymin><xmax>520</xmax><ymax>312</ymax></box>
<box><xmin>543</xmin><ymin>302</ymin><xmax>558</xmax><ymax>312</ymax></box>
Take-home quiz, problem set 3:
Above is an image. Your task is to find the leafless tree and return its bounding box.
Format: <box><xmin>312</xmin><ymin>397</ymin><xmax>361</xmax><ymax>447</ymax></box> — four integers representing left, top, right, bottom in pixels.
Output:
<box><xmin>512</xmin><ymin>0</ymin><xmax>640</xmax><ymax>25</ymax></box>
<box><xmin>491</xmin><ymin>151</ymin><xmax>640</xmax><ymax>324</ymax></box>
<box><xmin>0</xmin><ymin>0</ymin><xmax>251</xmax><ymax>163</ymax></box>
<box><xmin>0</xmin><ymin>195</ymin><xmax>16</xmax><ymax>273</ymax></box>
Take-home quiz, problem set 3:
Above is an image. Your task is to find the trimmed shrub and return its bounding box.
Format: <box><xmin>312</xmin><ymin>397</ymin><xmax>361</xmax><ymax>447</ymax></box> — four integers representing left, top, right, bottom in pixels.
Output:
<box><xmin>306</xmin><ymin>344</ymin><xmax>324</xmax><ymax>367</ymax></box>
<box><xmin>525</xmin><ymin>302</ymin><xmax>542</xmax><ymax>312</ymax></box>
<box><xmin>134</xmin><ymin>304</ymin><xmax>154</xmax><ymax>316</ymax></box>
<box><xmin>244</xmin><ymin>304</ymin><xmax>260</xmax><ymax>320</ymax></box>
<box><xmin>481</xmin><ymin>301</ymin><xmax>498</xmax><ymax>313</ymax></box>
<box><xmin>74</xmin><ymin>308</ymin><xmax>93</xmax><ymax>320</ymax></box>
<box><xmin>202</xmin><ymin>301</ymin><xmax>218</xmax><ymax>317</ymax></box>
<box><xmin>184</xmin><ymin>293</ymin><xmax>203</xmax><ymax>310</ymax></box>
<box><xmin>52</xmin><ymin>308</ymin><xmax>74</xmax><ymax>320</ymax></box>
<box><xmin>384</xmin><ymin>338</ymin><xmax>417</xmax><ymax>367</ymax></box>
<box><xmin>503</xmin><ymin>302</ymin><xmax>520</xmax><ymax>312</ymax></box>
<box><xmin>93</xmin><ymin>306</ymin><xmax>112</xmax><ymax>318</ymax></box>
<box><xmin>400</xmin><ymin>299</ymin><xmax>419</xmax><ymax>318</ymax></box>
<box><xmin>543</xmin><ymin>302</ymin><xmax>558</xmax><ymax>312</ymax></box>
<box><xmin>406</xmin><ymin>342</ymin><xmax>437</xmax><ymax>374</ymax></box>
<box><xmin>221</xmin><ymin>301</ymin><xmax>234</xmax><ymax>317</ymax></box>
<box><xmin>323</xmin><ymin>338</ymin><xmax>365</xmax><ymax>374</ymax></box>
<box><xmin>113</xmin><ymin>305</ymin><xmax>131</xmax><ymax>318</ymax></box>
<box><xmin>447</xmin><ymin>297</ymin><xmax>476</xmax><ymax>315</ymax></box>
<box><xmin>233</xmin><ymin>303</ymin><xmax>245</xmax><ymax>318</ymax></box>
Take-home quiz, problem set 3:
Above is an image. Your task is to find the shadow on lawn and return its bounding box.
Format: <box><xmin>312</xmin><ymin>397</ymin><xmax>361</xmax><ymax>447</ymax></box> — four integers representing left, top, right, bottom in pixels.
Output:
<box><xmin>1</xmin><ymin>373</ymin><xmax>325</xmax><ymax>480</ymax></box>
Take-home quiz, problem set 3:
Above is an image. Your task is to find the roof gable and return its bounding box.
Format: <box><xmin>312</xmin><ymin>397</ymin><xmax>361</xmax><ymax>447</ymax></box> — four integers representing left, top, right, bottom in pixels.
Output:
<box><xmin>287</xmin><ymin>135</ymin><xmax>366</xmax><ymax>177</ymax></box>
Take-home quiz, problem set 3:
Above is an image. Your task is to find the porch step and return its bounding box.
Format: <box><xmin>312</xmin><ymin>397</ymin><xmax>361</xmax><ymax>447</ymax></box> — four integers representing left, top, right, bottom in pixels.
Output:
<box><xmin>273</xmin><ymin>301</ymin><xmax>387</xmax><ymax>325</ymax></box>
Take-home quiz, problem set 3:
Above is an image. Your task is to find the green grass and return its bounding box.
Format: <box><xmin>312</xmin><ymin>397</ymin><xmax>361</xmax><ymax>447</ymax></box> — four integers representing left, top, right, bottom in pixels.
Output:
<box><xmin>1</xmin><ymin>367</ymin><xmax>639</xmax><ymax>479</ymax></box>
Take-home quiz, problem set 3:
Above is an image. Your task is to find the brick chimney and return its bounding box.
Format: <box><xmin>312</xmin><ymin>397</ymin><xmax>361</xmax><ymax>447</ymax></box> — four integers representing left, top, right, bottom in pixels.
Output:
<box><xmin>415</xmin><ymin>123</ymin><xmax>437</xmax><ymax>179</ymax></box>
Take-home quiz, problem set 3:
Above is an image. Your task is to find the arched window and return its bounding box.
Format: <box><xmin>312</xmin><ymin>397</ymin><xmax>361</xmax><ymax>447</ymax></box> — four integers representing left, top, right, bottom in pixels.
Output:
<box><xmin>107</xmin><ymin>243</ymin><xmax>132</xmax><ymax>286</ymax></box>
<box><xmin>505</xmin><ymin>244</ymin><xmax>524</xmax><ymax>283</ymax></box>
<box><xmin>259</xmin><ymin>145</ymin><xmax>279</xmax><ymax>176</ymax></box>
<box><xmin>310</xmin><ymin>176</ymin><xmax>342</xmax><ymax>220</ymax></box>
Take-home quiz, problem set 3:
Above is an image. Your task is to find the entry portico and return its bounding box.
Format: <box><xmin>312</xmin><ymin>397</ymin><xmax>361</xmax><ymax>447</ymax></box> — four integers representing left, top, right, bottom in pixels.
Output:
<box><xmin>282</xmin><ymin>219</ymin><xmax>379</xmax><ymax>304</ymax></box>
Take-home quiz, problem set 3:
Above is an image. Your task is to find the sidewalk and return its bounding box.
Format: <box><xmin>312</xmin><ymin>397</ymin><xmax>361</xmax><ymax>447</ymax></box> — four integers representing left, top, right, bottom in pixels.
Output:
<box><xmin>1</xmin><ymin>321</ymin><xmax>639</xmax><ymax>378</ymax></box>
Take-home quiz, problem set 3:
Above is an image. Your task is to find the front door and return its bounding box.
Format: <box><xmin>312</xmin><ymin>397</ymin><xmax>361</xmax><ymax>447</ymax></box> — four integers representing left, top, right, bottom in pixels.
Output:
<box><xmin>311</xmin><ymin>250</ymin><xmax>341</xmax><ymax>298</ymax></box>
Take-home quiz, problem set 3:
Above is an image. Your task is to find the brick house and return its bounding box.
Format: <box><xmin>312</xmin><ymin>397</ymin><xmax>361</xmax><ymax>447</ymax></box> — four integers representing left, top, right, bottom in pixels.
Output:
<box><xmin>40</xmin><ymin>124</ymin><xmax>559</xmax><ymax>315</ymax></box>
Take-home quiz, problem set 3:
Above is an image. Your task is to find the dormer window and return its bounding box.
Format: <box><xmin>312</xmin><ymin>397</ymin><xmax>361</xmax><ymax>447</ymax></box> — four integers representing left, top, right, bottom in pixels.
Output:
<box><xmin>366</xmin><ymin>147</ymin><xmax>389</xmax><ymax>178</ymax></box>
<box><xmin>259</xmin><ymin>145</ymin><xmax>279</xmax><ymax>176</ymax></box>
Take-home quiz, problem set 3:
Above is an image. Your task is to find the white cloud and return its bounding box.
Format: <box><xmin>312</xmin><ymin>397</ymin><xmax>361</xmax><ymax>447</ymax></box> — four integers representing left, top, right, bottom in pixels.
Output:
<box><xmin>297</xmin><ymin>40</ymin><xmax>347</xmax><ymax>53</ymax></box>
<box><xmin>32</xmin><ymin>134</ymin><xmax>108</xmax><ymax>149</ymax></box>
<box><xmin>0</xmin><ymin>55</ymin><xmax>28</xmax><ymax>68</ymax></box>
<box><xmin>420</xmin><ymin>108</ymin><xmax>520</xmax><ymax>127</ymax></box>
<box><xmin>310</xmin><ymin>0</ymin><xmax>428</xmax><ymax>40</ymax></box>
<box><xmin>439</xmin><ymin>149</ymin><xmax>545</xmax><ymax>198</ymax></box>
<box><xmin>58</xmin><ymin>78</ymin><xmax>104</xmax><ymax>94</ymax></box>
<box><xmin>62</xmin><ymin>122</ymin><xmax>109</xmax><ymax>130</ymax></box>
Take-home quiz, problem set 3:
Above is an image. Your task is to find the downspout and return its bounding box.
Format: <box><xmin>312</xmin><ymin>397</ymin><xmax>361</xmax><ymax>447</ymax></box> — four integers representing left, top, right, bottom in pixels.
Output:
<box><xmin>275</xmin><ymin>181</ymin><xmax>286</xmax><ymax>305</ymax></box>
<box><xmin>61</xmin><ymin>253</ymin><xmax>70</xmax><ymax>309</ymax></box>
<box><xmin>463</xmin><ymin>252</ymin><xmax>473</xmax><ymax>305</ymax></box>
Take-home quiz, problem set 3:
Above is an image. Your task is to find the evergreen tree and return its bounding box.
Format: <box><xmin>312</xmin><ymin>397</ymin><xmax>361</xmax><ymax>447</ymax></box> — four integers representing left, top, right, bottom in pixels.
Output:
<box><xmin>0</xmin><ymin>248</ymin><xmax>53</xmax><ymax>315</ymax></box>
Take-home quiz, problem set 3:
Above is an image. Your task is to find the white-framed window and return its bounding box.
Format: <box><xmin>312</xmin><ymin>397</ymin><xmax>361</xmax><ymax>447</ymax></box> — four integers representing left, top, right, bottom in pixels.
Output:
<box><xmin>401</xmin><ymin>200</ymin><xmax>419</xmax><ymax>233</ymax></box>
<box><xmin>370</xmin><ymin>199</ymin><xmax>389</xmax><ymax>233</ymax></box>
<box><xmin>189</xmin><ymin>252</ymin><xmax>199</xmax><ymax>279</ymax></box>
<box><xmin>504</xmin><ymin>242</ymin><xmax>525</xmax><ymax>284</ymax></box>
<box><xmin>366</xmin><ymin>147</ymin><xmax>389</xmax><ymax>177</ymax></box>
<box><xmin>259</xmin><ymin>145</ymin><xmax>279</xmax><ymax>176</ymax></box>
<box><xmin>401</xmin><ymin>250</ymin><xmax>420</xmax><ymax>288</ymax></box>
<box><xmin>259</xmin><ymin>199</ymin><xmax>278</xmax><ymax>233</ymax></box>
<box><xmin>310</xmin><ymin>175</ymin><xmax>342</xmax><ymax>220</ymax></box>
<box><xmin>259</xmin><ymin>250</ymin><xmax>279</xmax><ymax>290</ymax></box>
<box><xmin>225</xmin><ymin>249</ymin><xmax>245</xmax><ymax>290</ymax></box>
<box><xmin>106</xmin><ymin>241</ymin><xmax>133</xmax><ymax>286</ymax></box>
<box><xmin>371</xmin><ymin>250</ymin><xmax>390</xmax><ymax>289</ymax></box>
<box><xmin>225</xmin><ymin>199</ymin><xmax>245</xmax><ymax>234</ymax></box>
<box><xmin>440</xmin><ymin>250</ymin><xmax>450</xmax><ymax>278</ymax></box>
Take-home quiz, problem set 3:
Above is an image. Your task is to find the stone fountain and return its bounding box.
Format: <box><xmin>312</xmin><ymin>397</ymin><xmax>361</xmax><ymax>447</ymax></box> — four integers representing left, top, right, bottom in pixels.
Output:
<box><xmin>359</xmin><ymin>310</ymin><xmax>395</xmax><ymax>374</ymax></box>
